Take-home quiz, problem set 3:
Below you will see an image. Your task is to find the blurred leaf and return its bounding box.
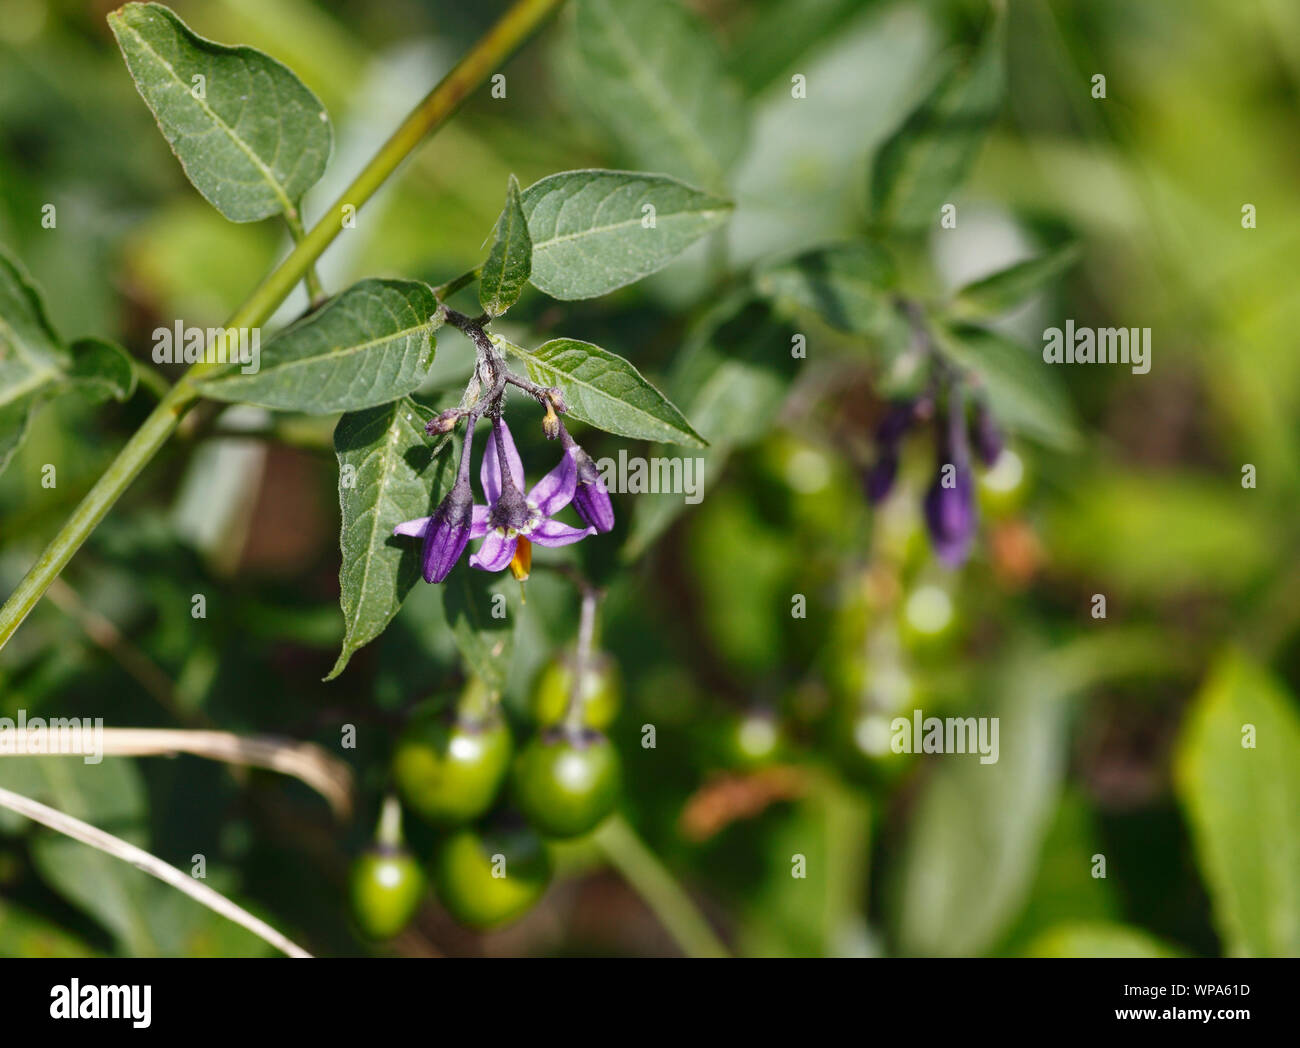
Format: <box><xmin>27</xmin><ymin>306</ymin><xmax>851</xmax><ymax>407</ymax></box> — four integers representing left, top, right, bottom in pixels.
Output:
<box><xmin>478</xmin><ymin>175</ymin><xmax>532</xmax><ymax>318</ymax></box>
<box><xmin>521</xmin><ymin>170</ymin><xmax>732</xmax><ymax>300</ymax></box>
<box><xmin>440</xmin><ymin>570</ymin><xmax>515</xmax><ymax>696</ymax></box>
<box><xmin>894</xmin><ymin>648</ymin><xmax>1071</xmax><ymax>956</ymax></box>
<box><xmin>951</xmin><ymin>243</ymin><xmax>1081</xmax><ymax>320</ymax></box>
<box><xmin>1048</xmin><ymin>474</ymin><xmax>1279</xmax><ymax>595</ymax></box>
<box><xmin>196</xmin><ymin>279</ymin><xmax>440</xmax><ymax>413</ymax></box>
<box><xmin>108</xmin><ymin>2</ymin><xmax>331</xmax><ymax>223</ymax></box>
<box><xmin>1174</xmin><ymin>652</ymin><xmax>1300</xmax><ymax>957</ymax></box>
<box><xmin>1023</xmin><ymin>922</ymin><xmax>1185</xmax><ymax>958</ymax></box>
<box><xmin>0</xmin><ymin>245</ymin><xmax>70</xmax><ymax>474</ymax></box>
<box><xmin>936</xmin><ymin>323</ymin><xmax>1080</xmax><ymax>450</ymax></box>
<box><xmin>869</xmin><ymin>9</ymin><xmax>1004</xmax><ymax>232</ymax></box>
<box><xmin>495</xmin><ymin>336</ymin><xmax>704</xmax><ymax>447</ymax></box>
<box><xmin>623</xmin><ymin>300</ymin><xmax>796</xmax><ymax>559</ymax></box>
<box><xmin>571</xmin><ymin>0</ymin><xmax>747</xmax><ymax>190</ymax></box>
<box><xmin>754</xmin><ymin>241</ymin><xmax>898</xmax><ymax>335</ymax></box>
<box><xmin>327</xmin><ymin>397</ymin><xmax>452</xmax><ymax>681</ymax></box>
<box><xmin>0</xmin><ymin>901</ymin><xmax>99</xmax><ymax>958</ymax></box>
<box><xmin>728</xmin><ymin>0</ymin><xmax>877</xmax><ymax>95</ymax></box>
<box><xmin>68</xmin><ymin>338</ymin><xmax>137</xmax><ymax>403</ymax></box>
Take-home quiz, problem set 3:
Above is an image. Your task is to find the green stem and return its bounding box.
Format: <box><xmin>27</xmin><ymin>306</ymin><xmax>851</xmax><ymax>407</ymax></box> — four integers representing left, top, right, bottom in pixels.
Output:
<box><xmin>285</xmin><ymin>207</ymin><xmax>326</xmax><ymax>306</ymax></box>
<box><xmin>593</xmin><ymin>815</ymin><xmax>730</xmax><ymax>958</ymax></box>
<box><xmin>0</xmin><ymin>0</ymin><xmax>564</xmax><ymax>651</ymax></box>
<box><xmin>434</xmin><ymin>267</ymin><xmax>481</xmax><ymax>301</ymax></box>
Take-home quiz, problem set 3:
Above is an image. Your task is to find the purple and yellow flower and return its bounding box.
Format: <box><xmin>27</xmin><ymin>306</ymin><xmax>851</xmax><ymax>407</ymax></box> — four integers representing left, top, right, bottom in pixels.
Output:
<box><xmin>396</xmin><ymin>418</ymin><xmax>595</xmax><ymax>583</ymax></box>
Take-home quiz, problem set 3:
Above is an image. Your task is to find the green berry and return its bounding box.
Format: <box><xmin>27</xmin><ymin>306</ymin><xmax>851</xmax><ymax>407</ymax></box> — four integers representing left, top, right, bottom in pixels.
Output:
<box><xmin>349</xmin><ymin>846</ymin><xmax>426</xmax><ymax>940</ymax></box>
<box><xmin>531</xmin><ymin>651</ymin><xmax>621</xmax><ymax>730</ymax></box>
<box><xmin>431</xmin><ymin>823</ymin><xmax>551</xmax><ymax>930</ymax></box>
<box><xmin>392</xmin><ymin>709</ymin><xmax>512</xmax><ymax>825</ymax></box>
<box><xmin>513</xmin><ymin>728</ymin><xmax>620</xmax><ymax>839</ymax></box>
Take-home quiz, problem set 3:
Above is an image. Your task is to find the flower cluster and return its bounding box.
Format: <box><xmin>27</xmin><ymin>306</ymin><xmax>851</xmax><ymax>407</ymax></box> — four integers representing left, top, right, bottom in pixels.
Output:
<box><xmin>395</xmin><ymin>417</ymin><xmax>613</xmax><ymax>584</ymax></box>
<box><xmin>863</xmin><ymin>391</ymin><xmax>1003</xmax><ymax>568</ymax></box>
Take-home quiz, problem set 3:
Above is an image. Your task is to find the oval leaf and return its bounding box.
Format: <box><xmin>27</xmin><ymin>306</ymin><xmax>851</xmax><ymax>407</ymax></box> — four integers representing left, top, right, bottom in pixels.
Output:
<box><xmin>69</xmin><ymin>337</ymin><xmax>138</xmax><ymax>403</ymax></box>
<box><xmin>521</xmin><ymin>170</ymin><xmax>732</xmax><ymax>300</ymax></box>
<box><xmin>1175</xmin><ymin>652</ymin><xmax>1300</xmax><ymax>957</ymax></box>
<box><xmin>869</xmin><ymin>10</ymin><xmax>1004</xmax><ymax>232</ymax></box>
<box><xmin>108</xmin><ymin>2</ymin><xmax>332</xmax><ymax>223</ymax></box>
<box><xmin>495</xmin><ymin>335</ymin><xmax>705</xmax><ymax>447</ymax></box>
<box><xmin>571</xmin><ymin>0</ymin><xmax>748</xmax><ymax>190</ymax></box>
<box><xmin>478</xmin><ymin>174</ymin><xmax>532</xmax><ymax>318</ymax></box>
<box><xmin>196</xmin><ymin>279</ymin><xmax>441</xmax><ymax>413</ymax></box>
<box><xmin>327</xmin><ymin>397</ymin><xmax>453</xmax><ymax>681</ymax></box>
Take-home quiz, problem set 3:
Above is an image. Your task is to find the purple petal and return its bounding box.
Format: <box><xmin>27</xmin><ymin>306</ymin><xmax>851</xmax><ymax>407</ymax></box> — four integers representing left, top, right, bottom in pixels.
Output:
<box><xmin>469</xmin><ymin>504</ymin><xmax>490</xmax><ymax>539</ymax></box>
<box><xmin>469</xmin><ymin>529</ymin><xmax>518</xmax><ymax>572</ymax></box>
<box><xmin>923</xmin><ymin>464</ymin><xmax>976</xmax><ymax>568</ymax></box>
<box><xmin>393</xmin><ymin>516</ymin><xmax>432</xmax><ymax>538</ymax></box>
<box><xmin>481</xmin><ymin>419</ymin><xmax>525</xmax><ymax>505</ymax></box>
<box><xmin>529</xmin><ymin>518</ymin><xmax>596</xmax><ymax>548</ymax></box>
<box><xmin>528</xmin><ymin>450</ymin><xmax>577</xmax><ymax>516</ymax></box>
<box><xmin>572</xmin><ymin>479</ymin><xmax>615</xmax><ymax>533</ymax></box>
<box><xmin>422</xmin><ymin>519</ymin><xmax>472</xmax><ymax>583</ymax></box>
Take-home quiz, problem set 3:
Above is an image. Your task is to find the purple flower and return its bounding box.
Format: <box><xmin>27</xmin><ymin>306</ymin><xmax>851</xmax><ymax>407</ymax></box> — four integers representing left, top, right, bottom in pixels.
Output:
<box><xmin>923</xmin><ymin>395</ymin><xmax>977</xmax><ymax>567</ymax></box>
<box><xmin>559</xmin><ymin>423</ymin><xmax>614</xmax><ymax>533</ymax></box>
<box><xmin>466</xmin><ymin>419</ymin><xmax>595</xmax><ymax>576</ymax></box>
<box><xmin>971</xmin><ymin>400</ymin><xmax>1003</xmax><ymax>467</ymax></box>
<box><xmin>393</xmin><ymin>419</ymin><xmax>479</xmax><ymax>583</ymax></box>
<box><xmin>863</xmin><ymin>453</ymin><xmax>899</xmax><ymax>504</ymax></box>
<box><xmin>863</xmin><ymin>400</ymin><xmax>917</xmax><ymax>505</ymax></box>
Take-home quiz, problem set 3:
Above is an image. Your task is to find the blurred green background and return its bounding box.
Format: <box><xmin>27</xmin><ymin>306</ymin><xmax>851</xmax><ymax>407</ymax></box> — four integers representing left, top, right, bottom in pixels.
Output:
<box><xmin>1</xmin><ymin>0</ymin><xmax>1298</xmax><ymax>957</ymax></box>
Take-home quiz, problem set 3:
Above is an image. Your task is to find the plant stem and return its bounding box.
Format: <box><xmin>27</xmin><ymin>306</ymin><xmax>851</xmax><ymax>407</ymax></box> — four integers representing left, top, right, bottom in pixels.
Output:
<box><xmin>593</xmin><ymin>815</ymin><xmax>730</xmax><ymax>958</ymax></box>
<box><xmin>0</xmin><ymin>783</ymin><xmax>311</xmax><ymax>957</ymax></box>
<box><xmin>0</xmin><ymin>0</ymin><xmax>564</xmax><ymax>651</ymax></box>
<box><xmin>285</xmin><ymin>207</ymin><xmax>327</xmax><ymax>306</ymax></box>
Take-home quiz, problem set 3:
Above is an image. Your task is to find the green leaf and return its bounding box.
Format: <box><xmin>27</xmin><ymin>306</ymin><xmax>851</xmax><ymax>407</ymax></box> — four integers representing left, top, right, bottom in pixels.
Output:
<box><xmin>623</xmin><ymin>299</ymin><xmax>798</xmax><ymax>559</ymax></box>
<box><xmin>571</xmin><ymin>0</ymin><xmax>748</xmax><ymax>190</ymax></box>
<box><xmin>936</xmin><ymin>323</ymin><xmax>1080</xmax><ymax>450</ymax></box>
<box><xmin>754</xmin><ymin>242</ymin><xmax>898</xmax><ymax>335</ymax></box>
<box><xmin>0</xmin><ymin>245</ymin><xmax>68</xmax><ymax>409</ymax></box>
<box><xmin>108</xmin><ymin>2</ymin><xmax>331</xmax><ymax>223</ymax></box>
<box><xmin>951</xmin><ymin>243</ymin><xmax>1082</xmax><ymax>319</ymax></box>
<box><xmin>196</xmin><ymin>279</ymin><xmax>440</xmax><ymax>413</ymax></box>
<box><xmin>440</xmin><ymin>570</ymin><xmax>515</xmax><ymax>696</ymax></box>
<box><xmin>68</xmin><ymin>337</ymin><xmax>137</xmax><ymax>402</ymax></box>
<box><xmin>869</xmin><ymin>10</ymin><xmax>1004</xmax><ymax>232</ymax></box>
<box><xmin>1023</xmin><ymin>922</ymin><xmax>1185</xmax><ymax>959</ymax></box>
<box><xmin>1174</xmin><ymin>652</ymin><xmax>1300</xmax><ymax>957</ymax></box>
<box><xmin>894</xmin><ymin>648</ymin><xmax>1071</xmax><ymax>956</ymax></box>
<box><xmin>326</xmin><ymin>397</ymin><xmax>453</xmax><ymax>681</ymax></box>
<box><xmin>520</xmin><ymin>170</ymin><xmax>732</xmax><ymax>300</ymax></box>
<box><xmin>495</xmin><ymin>335</ymin><xmax>705</xmax><ymax>447</ymax></box>
<box><xmin>478</xmin><ymin>174</ymin><xmax>532</xmax><ymax>318</ymax></box>
<box><xmin>0</xmin><ymin>901</ymin><xmax>99</xmax><ymax>958</ymax></box>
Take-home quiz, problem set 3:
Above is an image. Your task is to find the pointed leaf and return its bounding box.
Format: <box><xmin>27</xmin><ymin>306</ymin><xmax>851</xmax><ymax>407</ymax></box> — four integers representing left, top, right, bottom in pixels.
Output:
<box><xmin>755</xmin><ymin>242</ymin><xmax>898</xmax><ymax>335</ymax></box>
<box><xmin>952</xmin><ymin>244</ymin><xmax>1082</xmax><ymax>319</ymax></box>
<box><xmin>195</xmin><ymin>279</ymin><xmax>441</xmax><ymax>413</ymax></box>
<box><xmin>571</xmin><ymin>0</ymin><xmax>748</xmax><ymax>190</ymax></box>
<box><xmin>108</xmin><ymin>2</ymin><xmax>332</xmax><ymax>222</ymax></box>
<box><xmin>520</xmin><ymin>170</ymin><xmax>732</xmax><ymax>300</ymax></box>
<box><xmin>327</xmin><ymin>398</ymin><xmax>453</xmax><ymax>680</ymax></box>
<box><xmin>495</xmin><ymin>335</ymin><xmax>705</xmax><ymax>447</ymax></box>
<box><xmin>869</xmin><ymin>11</ymin><xmax>1004</xmax><ymax>231</ymax></box>
<box><xmin>936</xmin><ymin>323</ymin><xmax>1080</xmax><ymax>451</ymax></box>
<box><xmin>478</xmin><ymin>175</ymin><xmax>532</xmax><ymax>318</ymax></box>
